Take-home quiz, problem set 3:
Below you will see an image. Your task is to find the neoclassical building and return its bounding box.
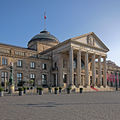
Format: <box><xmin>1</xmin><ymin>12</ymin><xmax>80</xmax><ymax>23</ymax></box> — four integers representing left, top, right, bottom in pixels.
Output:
<box><xmin>107</xmin><ymin>60</ymin><xmax>120</xmax><ymax>89</ymax></box>
<box><xmin>0</xmin><ymin>30</ymin><xmax>110</xmax><ymax>90</ymax></box>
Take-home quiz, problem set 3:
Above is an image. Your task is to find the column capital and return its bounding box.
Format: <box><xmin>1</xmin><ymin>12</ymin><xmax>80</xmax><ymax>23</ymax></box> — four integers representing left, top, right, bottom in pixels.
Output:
<box><xmin>69</xmin><ymin>46</ymin><xmax>74</xmax><ymax>50</ymax></box>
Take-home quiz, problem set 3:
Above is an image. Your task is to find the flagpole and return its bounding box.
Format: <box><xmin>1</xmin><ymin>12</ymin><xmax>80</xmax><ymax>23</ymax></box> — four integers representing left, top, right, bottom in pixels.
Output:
<box><xmin>44</xmin><ymin>11</ymin><xmax>46</xmax><ymax>31</ymax></box>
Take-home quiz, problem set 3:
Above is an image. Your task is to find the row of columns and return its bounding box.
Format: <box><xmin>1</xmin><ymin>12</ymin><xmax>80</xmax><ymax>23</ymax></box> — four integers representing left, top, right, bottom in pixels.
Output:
<box><xmin>69</xmin><ymin>47</ymin><xmax>107</xmax><ymax>87</ymax></box>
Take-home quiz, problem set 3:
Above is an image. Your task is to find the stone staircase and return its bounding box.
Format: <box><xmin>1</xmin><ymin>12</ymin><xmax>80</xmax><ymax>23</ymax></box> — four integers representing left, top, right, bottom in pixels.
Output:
<box><xmin>92</xmin><ymin>86</ymin><xmax>116</xmax><ymax>92</ymax></box>
<box><xmin>42</xmin><ymin>86</ymin><xmax>116</xmax><ymax>94</ymax></box>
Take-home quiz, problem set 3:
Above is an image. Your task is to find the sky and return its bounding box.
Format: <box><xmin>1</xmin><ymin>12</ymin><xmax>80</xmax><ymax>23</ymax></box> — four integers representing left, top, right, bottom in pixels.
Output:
<box><xmin>0</xmin><ymin>0</ymin><xmax>120</xmax><ymax>65</ymax></box>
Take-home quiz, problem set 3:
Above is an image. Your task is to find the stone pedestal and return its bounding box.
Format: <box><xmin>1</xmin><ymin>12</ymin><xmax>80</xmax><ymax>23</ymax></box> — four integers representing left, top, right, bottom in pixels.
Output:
<box><xmin>9</xmin><ymin>85</ymin><xmax>15</xmax><ymax>94</ymax></box>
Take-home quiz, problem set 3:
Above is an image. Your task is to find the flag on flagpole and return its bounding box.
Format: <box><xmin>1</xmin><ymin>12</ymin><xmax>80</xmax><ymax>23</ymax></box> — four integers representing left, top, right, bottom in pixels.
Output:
<box><xmin>44</xmin><ymin>12</ymin><xmax>46</xmax><ymax>19</ymax></box>
<box><xmin>44</xmin><ymin>11</ymin><xmax>47</xmax><ymax>30</ymax></box>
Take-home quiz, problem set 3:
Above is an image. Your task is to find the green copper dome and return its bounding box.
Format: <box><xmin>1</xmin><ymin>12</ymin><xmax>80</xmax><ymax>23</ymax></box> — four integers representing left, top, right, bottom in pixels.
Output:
<box><xmin>29</xmin><ymin>30</ymin><xmax>59</xmax><ymax>44</ymax></box>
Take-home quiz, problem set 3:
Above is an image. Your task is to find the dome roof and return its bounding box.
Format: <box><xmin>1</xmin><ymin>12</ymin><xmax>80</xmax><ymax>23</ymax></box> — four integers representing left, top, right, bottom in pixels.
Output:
<box><xmin>28</xmin><ymin>30</ymin><xmax>59</xmax><ymax>44</ymax></box>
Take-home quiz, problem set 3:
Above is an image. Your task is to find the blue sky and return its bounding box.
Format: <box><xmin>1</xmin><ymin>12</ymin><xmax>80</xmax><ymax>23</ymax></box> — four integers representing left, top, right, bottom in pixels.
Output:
<box><xmin>0</xmin><ymin>0</ymin><xmax>120</xmax><ymax>65</ymax></box>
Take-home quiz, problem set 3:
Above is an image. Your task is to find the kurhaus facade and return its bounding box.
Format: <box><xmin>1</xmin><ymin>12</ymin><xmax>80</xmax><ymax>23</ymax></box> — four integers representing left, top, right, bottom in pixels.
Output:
<box><xmin>0</xmin><ymin>30</ymin><xmax>110</xmax><ymax>90</ymax></box>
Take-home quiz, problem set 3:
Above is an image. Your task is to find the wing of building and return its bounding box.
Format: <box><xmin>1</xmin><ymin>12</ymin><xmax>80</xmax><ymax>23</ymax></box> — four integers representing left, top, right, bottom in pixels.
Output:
<box><xmin>1</xmin><ymin>30</ymin><xmax>118</xmax><ymax>91</ymax></box>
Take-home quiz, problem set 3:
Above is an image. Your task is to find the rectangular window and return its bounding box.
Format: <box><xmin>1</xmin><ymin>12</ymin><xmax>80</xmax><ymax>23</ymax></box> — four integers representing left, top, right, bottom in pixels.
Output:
<box><xmin>17</xmin><ymin>60</ymin><xmax>22</xmax><ymax>67</ymax></box>
<box><xmin>17</xmin><ymin>73</ymin><xmax>23</xmax><ymax>82</ymax></box>
<box><xmin>1</xmin><ymin>72</ymin><xmax>8</xmax><ymax>86</ymax></box>
<box><xmin>2</xmin><ymin>57</ymin><xmax>8</xmax><ymax>65</ymax></box>
<box><xmin>30</xmin><ymin>73</ymin><xmax>35</xmax><ymax>79</ymax></box>
<box><xmin>15</xmin><ymin>51</ymin><xmax>25</xmax><ymax>56</ymax></box>
<box><xmin>42</xmin><ymin>63</ymin><xmax>47</xmax><ymax>70</ymax></box>
<box><xmin>63</xmin><ymin>74</ymin><xmax>67</xmax><ymax>83</ymax></box>
<box><xmin>30</xmin><ymin>62</ymin><xmax>35</xmax><ymax>69</ymax></box>
<box><xmin>42</xmin><ymin>74</ymin><xmax>47</xmax><ymax>85</ymax></box>
<box><xmin>0</xmin><ymin>49</ymin><xmax>10</xmax><ymax>54</ymax></box>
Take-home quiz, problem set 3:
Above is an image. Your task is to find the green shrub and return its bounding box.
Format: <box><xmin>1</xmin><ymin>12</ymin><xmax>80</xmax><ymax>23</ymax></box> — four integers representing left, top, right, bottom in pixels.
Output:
<box><xmin>59</xmin><ymin>87</ymin><xmax>62</xmax><ymax>90</ymax></box>
<box><xmin>27</xmin><ymin>87</ymin><xmax>29</xmax><ymax>90</ymax></box>
<box><xmin>23</xmin><ymin>87</ymin><xmax>27</xmax><ymax>90</ymax></box>
<box><xmin>55</xmin><ymin>87</ymin><xmax>58</xmax><ymax>90</ymax></box>
<box><xmin>67</xmin><ymin>87</ymin><xmax>71</xmax><ymax>90</ymax></box>
<box><xmin>38</xmin><ymin>87</ymin><xmax>43</xmax><ymax>90</ymax></box>
<box><xmin>18</xmin><ymin>87</ymin><xmax>23</xmax><ymax>91</ymax></box>
<box><xmin>48</xmin><ymin>87</ymin><xmax>51</xmax><ymax>90</ymax></box>
<box><xmin>0</xmin><ymin>87</ymin><xmax>4</xmax><ymax>92</ymax></box>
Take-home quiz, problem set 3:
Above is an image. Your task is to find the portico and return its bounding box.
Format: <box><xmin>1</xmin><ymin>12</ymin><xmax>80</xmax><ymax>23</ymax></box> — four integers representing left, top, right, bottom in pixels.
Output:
<box><xmin>68</xmin><ymin>47</ymin><xmax>107</xmax><ymax>88</ymax></box>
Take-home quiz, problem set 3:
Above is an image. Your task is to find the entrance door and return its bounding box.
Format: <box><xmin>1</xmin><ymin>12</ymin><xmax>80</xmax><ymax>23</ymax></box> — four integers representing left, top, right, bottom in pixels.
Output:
<box><xmin>90</xmin><ymin>76</ymin><xmax>92</xmax><ymax>86</ymax></box>
<box><xmin>74</xmin><ymin>74</ymin><xmax>77</xmax><ymax>86</ymax></box>
<box><xmin>53</xmin><ymin>74</ymin><xmax>57</xmax><ymax>87</ymax></box>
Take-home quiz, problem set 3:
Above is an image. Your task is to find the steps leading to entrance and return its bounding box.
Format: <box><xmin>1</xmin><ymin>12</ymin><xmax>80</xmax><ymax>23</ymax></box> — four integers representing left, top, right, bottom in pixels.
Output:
<box><xmin>90</xmin><ymin>87</ymin><xmax>99</xmax><ymax>91</ymax></box>
<box><xmin>42</xmin><ymin>86</ymin><xmax>116</xmax><ymax>94</ymax></box>
<box><xmin>93</xmin><ymin>86</ymin><xmax>116</xmax><ymax>91</ymax></box>
<box><xmin>76</xmin><ymin>86</ymin><xmax>116</xmax><ymax>92</ymax></box>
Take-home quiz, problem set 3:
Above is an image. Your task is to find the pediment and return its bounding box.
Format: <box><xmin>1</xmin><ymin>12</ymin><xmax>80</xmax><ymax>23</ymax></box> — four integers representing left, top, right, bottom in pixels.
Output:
<box><xmin>71</xmin><ymin>32</ymin><xmax>109</xmax><ymax>52</ymax></box>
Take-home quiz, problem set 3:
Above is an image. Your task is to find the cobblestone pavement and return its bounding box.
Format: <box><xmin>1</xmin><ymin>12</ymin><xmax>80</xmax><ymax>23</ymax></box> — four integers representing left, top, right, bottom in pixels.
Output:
<box><xmin>0</xmin><ymin>92</ymin><xmax>120</xmax><ymax>120</ymax></box>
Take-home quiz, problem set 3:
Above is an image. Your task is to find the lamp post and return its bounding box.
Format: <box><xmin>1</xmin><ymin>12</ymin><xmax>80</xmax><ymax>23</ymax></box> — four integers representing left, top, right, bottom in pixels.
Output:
<box><xmin>9</xmin><ymin>62</ymin><xmax>14</xmax><ymax>94</ymax></box>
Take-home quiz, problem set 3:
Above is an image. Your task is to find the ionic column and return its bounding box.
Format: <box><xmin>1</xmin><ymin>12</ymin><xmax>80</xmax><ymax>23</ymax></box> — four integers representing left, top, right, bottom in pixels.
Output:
<box><xmin>59</xmin><ymin>54</ymin><xmax>63</xmax><ymax>87</ymax></box>
<box><xmin>85</xmin><ymin>52</ymin><xmax>89</xmax><ymax>86</ymax></box>
<box><xmin>77</xmin><ymin>49</ymin><xmax>81</xmax><ymax>86</ymax></box>
<box><xmin>103</xmin><ymin>56</ymin><xmax>107</xmax><ymax>87</ymax></box>
<box><xmin>92</xmin><ymin>54</ymin><xmax>96</xmax><ymax>86</ymax></box>
<box><xmin>98</xmin><ymin>55</ymin><xmax>102</xmax><ymax>86</ymax></box>
<box><xmin>69</xmin><ymin>47</ymin><xmax>74</xmax><ymax>86</ymax></box>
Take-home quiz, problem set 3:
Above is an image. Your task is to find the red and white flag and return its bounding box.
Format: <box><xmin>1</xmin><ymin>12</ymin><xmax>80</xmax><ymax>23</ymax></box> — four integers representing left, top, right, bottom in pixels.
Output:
<box><xmin>44</xmin><ymin>12</ymin><xmax>46</xmax><ymax>19</ymax></box>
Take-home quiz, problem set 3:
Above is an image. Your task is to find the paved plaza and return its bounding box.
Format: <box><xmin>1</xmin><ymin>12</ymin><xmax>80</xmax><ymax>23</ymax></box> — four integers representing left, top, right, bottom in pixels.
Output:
<box><xmin>0</xmin><ymin>92</ymin><xmax>120</xmax><ymax>120</ymax></box>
